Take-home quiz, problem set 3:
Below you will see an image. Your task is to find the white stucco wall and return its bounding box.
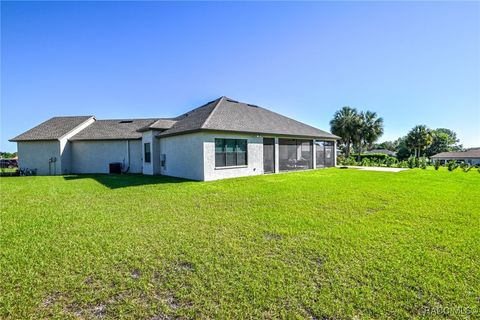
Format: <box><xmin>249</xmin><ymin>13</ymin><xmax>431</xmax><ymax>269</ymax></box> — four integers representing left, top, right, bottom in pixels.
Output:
<box><xmin>142</xmin><ymin>131</ymin><xmax>161</xmax><ymax>175</ymax></box>
<box><xmin>159</xmin><ymin>133</ymin><xmax>205</xmax><ymax>180</ymax></box>
<box><xmin>59</xmin><ymin>117</ymin><xmax>96</xmax><ymax>174</ymax></box>
<box><xmin>17</xmin><ymin>141</ymin><xmax>61</xmax><ymax>175</ymax></box>
<box><xmin>71</xmin><ymin>140</ymin><xmax>142</xmax><ymax>174</ymax></box>
<box><xmin>203</xmin><ymin>132</ymin><xmax>263</xmax><ymax>181</ymax></box>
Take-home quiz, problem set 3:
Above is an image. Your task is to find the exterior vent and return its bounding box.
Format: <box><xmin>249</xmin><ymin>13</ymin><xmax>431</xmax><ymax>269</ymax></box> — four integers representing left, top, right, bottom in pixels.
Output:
<box><xmin>119</xmin><ymin>120</ymin><xmax>133</xmax><ymax>123</ymax></box>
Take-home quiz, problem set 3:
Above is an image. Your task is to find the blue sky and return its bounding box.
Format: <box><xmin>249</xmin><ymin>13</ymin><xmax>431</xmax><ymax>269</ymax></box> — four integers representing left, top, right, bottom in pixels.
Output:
<box><xmin>1</xmin><ymin>1</ymin><xmax>479</xmax><ymax>152</ymax></box>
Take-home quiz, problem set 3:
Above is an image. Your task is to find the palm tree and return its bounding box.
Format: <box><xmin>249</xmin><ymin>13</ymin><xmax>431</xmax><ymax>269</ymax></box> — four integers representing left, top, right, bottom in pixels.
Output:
<box><xmin>360</xmin><ymin>111</ymin><xmax>384</xmax><ymax>151</ymax></box>
<box><xmin>405</xmin><ymin>125</ymin><xmax>433</xmax><ymax>158</ymax></box>
<box><xmin>330</xmin><ymin>106</ymin><xmax>361</xmax><ymax>158</ymax></box>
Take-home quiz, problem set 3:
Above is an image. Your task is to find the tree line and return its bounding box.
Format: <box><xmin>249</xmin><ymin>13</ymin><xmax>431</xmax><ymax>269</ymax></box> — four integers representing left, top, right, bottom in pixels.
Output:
<box><xmin>330</xmin><ymin>107</ymin><xmax>462</xmax><ymax>159</ymax></box>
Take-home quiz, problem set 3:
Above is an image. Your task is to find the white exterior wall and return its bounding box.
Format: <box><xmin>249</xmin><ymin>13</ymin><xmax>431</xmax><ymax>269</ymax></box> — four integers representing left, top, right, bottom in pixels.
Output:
<box><xmin>432</xmin><ymin>158</ymin><xmax>480</xmax><ymax>165</ymax></box>
<box><xmin>71</xmin><ymin>140</ymin><xmax>142</xmax><ymax>174</ymax></box>
<box><xmin>142</xmin><ymin>131</ymin><xmax>161</xmax><ymax>175</ymax></box>
<box><xmin>59</xmin><ymin>117</ymin><xmax>95</xmax><ymax>174</ymax></box>
<box><xmin>203</xmin><ymin>132</ymin><xmax>263</xmax><ymax>181</ymax></box>
<box><xmin>159</xmin><ymin>133</ymin><xmax>205</xmax><ymax>180</ymax></box>
<box><xmin>17</xmin><ymin>141</ymin><xmax>61</xmax><ymax>175</ymax></box>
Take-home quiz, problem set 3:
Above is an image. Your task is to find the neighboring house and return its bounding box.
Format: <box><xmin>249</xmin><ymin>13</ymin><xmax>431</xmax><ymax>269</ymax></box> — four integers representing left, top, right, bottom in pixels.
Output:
<box><xmin>430</xmin><ymin>149</ymin><xmax>480</xmax><ymax>165</ymax></box>
<box><xmin>10</xmin><ymin>96</ymin><xmax>340</xmax><ymax>181</ymax></box>
<box><xmin>364</xmin><ymin>149</ymin><xmax>397</xmax><ymax>157</ymax></box>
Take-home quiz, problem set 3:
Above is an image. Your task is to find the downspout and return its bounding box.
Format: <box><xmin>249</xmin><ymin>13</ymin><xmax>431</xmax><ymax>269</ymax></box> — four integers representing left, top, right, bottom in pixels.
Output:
<box><xmin>123</xmin><ymin>140</ymin><xmax>130</xmax><ymax>173</ymax></box>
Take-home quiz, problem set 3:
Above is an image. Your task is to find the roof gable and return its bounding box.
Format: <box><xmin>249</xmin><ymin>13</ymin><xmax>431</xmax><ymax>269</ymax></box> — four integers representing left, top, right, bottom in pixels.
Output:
<box><xmin>70</xmin><ymin>118</ymin><xmax>158</xmax><ymax>141</ymax></box>
<box><xmin>10</xmin><ymin>116</ymin><xmax>93</xmax><ymax>141</ymax></box>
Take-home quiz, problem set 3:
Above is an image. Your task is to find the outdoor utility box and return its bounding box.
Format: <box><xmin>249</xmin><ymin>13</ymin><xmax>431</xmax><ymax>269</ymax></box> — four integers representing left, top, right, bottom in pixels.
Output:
<box><xmin>109</xmin><ymin>162</ymin><xmax>122</xmax><ymax>174</ymax></box>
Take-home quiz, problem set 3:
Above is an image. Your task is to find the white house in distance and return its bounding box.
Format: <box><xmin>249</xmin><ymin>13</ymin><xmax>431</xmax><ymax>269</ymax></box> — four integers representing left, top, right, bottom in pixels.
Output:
<box><xmin>430</xmin><ymin>148</ymin><xmax>480</xmax><ymax>165</ymax></box>
<box><xmin>10</xmin><ymin>97</ymin><xmax>339</xmax><ymax>181</ymax></box>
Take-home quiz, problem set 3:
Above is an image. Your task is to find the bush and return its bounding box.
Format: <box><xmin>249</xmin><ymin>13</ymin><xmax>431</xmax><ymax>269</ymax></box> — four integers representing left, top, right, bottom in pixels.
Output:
<box><xmin>460</xmin><ymin>163</ymin><xmax>472</xmax><ymax>172</ymax></box>
<box><xmin>339</xmin><ymin>156</ymin><xmax>358</xmax><ymax>166</ymax></box>
<box><xmin>397</xmin><ymin>160</ymin><xmax>408</xmax><ymax>168</ymax></box>
<box><xmin>447</xmin><ymin>160</ymin><xmax>458</xmax><ymax>171</ymax></box>
<box><xmin>360</xmin><ymin>158</ymin><xmax>371</xmax><ymax>167</ymax></box>
<box><xmin>418</xmin><ymin>157</ymin><xmax>428</xmax><ymax>169</ymax></box>
<box><xmin>351</xmin><ymin>153</ymin><xmax>388</xmax><ymax>162</ymax></box>
<box><xmin>434</xmin><ymin>161</ymin><xmax>441</xmax><ymax>170</ymax></box>
<box><xmin>407</xmin><ymin>156</ymin><xmax>416</xmax><ymax>169</ymax></box>
<box><xmin>385</xmin><ymin>156</ymin><xmax>397</xmax><ymax>167</ymax></box>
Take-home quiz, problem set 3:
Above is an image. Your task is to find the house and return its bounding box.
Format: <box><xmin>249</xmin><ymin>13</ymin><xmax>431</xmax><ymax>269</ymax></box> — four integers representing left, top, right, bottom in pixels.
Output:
<box><xmin>364</xmin><ymin>149</ymin><xmax>397</xmax><ymax>157</ymax></box>
<box><xmin>10</xmin><ymin>97</ymin><xmax>340</xmax><ymax>181</ymax></box>
<box><xmin>430</xmin><ymin>149</ymin><xmax>480</xmax><ymax>165</ymax></box>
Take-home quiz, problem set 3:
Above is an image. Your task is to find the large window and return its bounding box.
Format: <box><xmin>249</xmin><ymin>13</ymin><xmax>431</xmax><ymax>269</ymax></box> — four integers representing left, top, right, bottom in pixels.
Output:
<box><xmin>315</xmin><ymin>141</ymin><xmax>334</xmax><ymax>168</ymax></box>
<box><xmin>144</xmin><ymin>143</ymin><xmax>151</xmax><ymax>163</ymax></box>
<box><xmin>215</xmin><ymin>139</ymin><xmax>248</xmax><ymax>167</ymax></box>
<box><xmin>279</xmin><ymin>139</ymin><xmax>313</xmax><ymax>171</ymax></box>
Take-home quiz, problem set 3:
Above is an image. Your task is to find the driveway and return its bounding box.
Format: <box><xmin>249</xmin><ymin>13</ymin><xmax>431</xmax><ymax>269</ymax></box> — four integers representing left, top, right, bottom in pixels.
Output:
<box><xmin>342</xmin><ymin>166</ymin><xmax>409</xmax><ymax>173</ymax></box>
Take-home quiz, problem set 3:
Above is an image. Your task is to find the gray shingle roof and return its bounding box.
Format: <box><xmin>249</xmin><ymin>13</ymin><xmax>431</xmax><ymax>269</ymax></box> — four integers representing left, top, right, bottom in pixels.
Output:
<box><xmin>69</xmin><ymin>119</ymin><xmax>158</xmax><ymax>141</ymax></box>
<box><xmin>10</xmin><ymin>116</ymin><xmax>93</xmax><ymax>141</ymax></box>
<box><xmin>158</xmin><ymin>97</ymin><xmax>339</xmax><ymax>139</ymax></box>
<box><xmin>431</xmin><ymin>149</ymin><xmax>480</xmax><ymax>159</ymax></box>
<box><xmin>137</xmin><ymin>119</ymin><xmax>177</xmax><ymax>132</ymax></box>
<box><xmin>11</xmin><ymin>97</ymin><xmax>339</xmax><ymax>142</ymax></box>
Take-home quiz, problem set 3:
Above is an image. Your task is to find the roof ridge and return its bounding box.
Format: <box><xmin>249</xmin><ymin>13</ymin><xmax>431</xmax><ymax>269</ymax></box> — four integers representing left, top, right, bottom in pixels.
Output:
<box><xmin>255</xmin><ymin>103</ymin><xmax>335</xmax><ymax>136</ymax></box>
<box><xmin>200</xmin><ymin>96</ymin><xmax>226</xmax><ymax>129</ymax></box>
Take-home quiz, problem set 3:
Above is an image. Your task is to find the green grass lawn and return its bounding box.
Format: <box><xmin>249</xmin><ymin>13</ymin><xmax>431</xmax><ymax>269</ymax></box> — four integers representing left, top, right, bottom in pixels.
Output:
<box><xmin>1</xmin><ymin>169</ymin><xmax>479</xmax><ymax>319</ymax></box>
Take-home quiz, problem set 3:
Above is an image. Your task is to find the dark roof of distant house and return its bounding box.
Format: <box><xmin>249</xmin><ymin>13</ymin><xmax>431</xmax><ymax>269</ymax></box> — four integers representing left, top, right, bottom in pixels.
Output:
<box><xmin>431</xmin><ymin>149</ymin><xmax>480</xmax><ymax>159</ymax></box>
<box><xmin>157</xmin><ymin>96</ymin><xmax>340</xmax><ymax>139</ymax></box>
<box><xmin>69</xmin><ymin>119</ymin><xmax>158</xmax><ymax>141</ymax></box>
<box><xmin>365</xmin><ymin>149</ymin><xmax>397</xmax><ymax>156</ymax></box>
<box><xmin>10</xmin><ymin>116</ymin><xmax>93</xmax><ymax>141</ymax></box>
<box><xmin>137</xmin><ymin>119</ymin><xmax>177</xmax><ymax>132</ymax></box>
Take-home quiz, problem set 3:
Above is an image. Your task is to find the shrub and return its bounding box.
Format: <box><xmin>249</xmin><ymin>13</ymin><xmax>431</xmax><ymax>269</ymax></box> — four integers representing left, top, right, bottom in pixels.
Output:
<box><xmin>351</xmin><ymin>153</ymin><xmax>388</xmax><ymax>162</ymax></box>
<box><xmin>360</xmin><ymin>158</ymin><xmax>371</xmax><ymax>167</ymax></box>
<box><xmin>397</xmin><ymin>160</ymin><xmax>408</xmax><ymax>168</ymax></box>
<box><xmin>434</xmin><ymin>161</ymin><xmax>441</xmax><ymax>170</ymax></box>
<box><xmin>407</xmin><ymin>156</ymin><xmax>416</xmax><ymax>169</ymax></box>
<box><xmin>418</xmin><ymin>157</ymin><xmax>428</xmax><ymax>169</ymax></box>
<box><xmin>385</xmin><ymin>156</ymin><xmax>397</xmax><ymax>167</ymax></box>
<box><xmin>339</xmin><ymin>156</ymin><xmax>358</xmax><ymax>166</ymax></box>
<box><xmin>447</xmin><ymin>160</ymin><xmax>458</xmax><ymax>171</ymax></box>
<box><xmin>460</xmin><ymin>163</ymin><xmax>472</xmax><ymax>172</ymax></box>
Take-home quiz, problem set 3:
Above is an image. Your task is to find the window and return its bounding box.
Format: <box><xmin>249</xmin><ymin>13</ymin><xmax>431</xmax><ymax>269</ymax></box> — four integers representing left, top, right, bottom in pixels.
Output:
<box><xmin>215</xmin><ymin>139</ymin><xmax>248</xmax><ymax>167</ymax></box>
<box><xmin>144</xmin><ymin>143</ymin><xmax>151</xmax><ymax>163</ymax></box>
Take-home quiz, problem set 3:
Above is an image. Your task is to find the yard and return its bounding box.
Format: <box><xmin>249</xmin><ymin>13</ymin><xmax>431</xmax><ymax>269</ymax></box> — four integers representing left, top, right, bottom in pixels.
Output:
<box><xmin>0</xmin><ymin>169</ymin><xmax>479</xmax><ymax>319</ymax></box>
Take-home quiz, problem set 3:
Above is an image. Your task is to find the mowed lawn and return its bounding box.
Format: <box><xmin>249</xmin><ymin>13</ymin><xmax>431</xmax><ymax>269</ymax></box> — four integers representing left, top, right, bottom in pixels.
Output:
<box><xmin>0</xmin><ymin>169</ymin><xmax>479</xmax><ymax>319</ymax></box>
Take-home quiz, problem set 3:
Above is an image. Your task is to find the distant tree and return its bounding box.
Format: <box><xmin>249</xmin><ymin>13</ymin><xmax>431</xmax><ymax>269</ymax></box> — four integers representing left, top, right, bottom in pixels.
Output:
<box><xmin>330</xmin><ymin>107</ymin><xmax>362</xmax><ymax>158</ymax></box>
<box><xmin>0</xmin><ymin>151</ymin><xmax>17</xmax><ymax>159</ymax></box>
<box><xmin>359</xmin><ymin>111</ymin><xmax>384</xmax><ymax>151</ymax></box>
<box><xmin>405</xmin><ymin>125</ymin><xmax>433</xmax><ymax>158</ymax></box>
<box><xmin>374</xmin><ymin>140</ymin><xmax>397</xmax><ymax>151</ymax></box>
<box><xmin>425</xmin><ymin>128</ymin><xmax>463</xmax><ymax>157</ymax></box>
<box><xmin>394</xmin><ymin>137</ymin><xmax>412</xmax><ymax>160</ymax></box>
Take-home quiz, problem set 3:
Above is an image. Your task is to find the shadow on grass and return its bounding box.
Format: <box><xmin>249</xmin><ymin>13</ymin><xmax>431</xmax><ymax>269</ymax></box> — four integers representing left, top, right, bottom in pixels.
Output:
<box><xmin>63</xmin><ymin>174</ymin><xmax>191</xmax><ymax>189</ymax></box>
